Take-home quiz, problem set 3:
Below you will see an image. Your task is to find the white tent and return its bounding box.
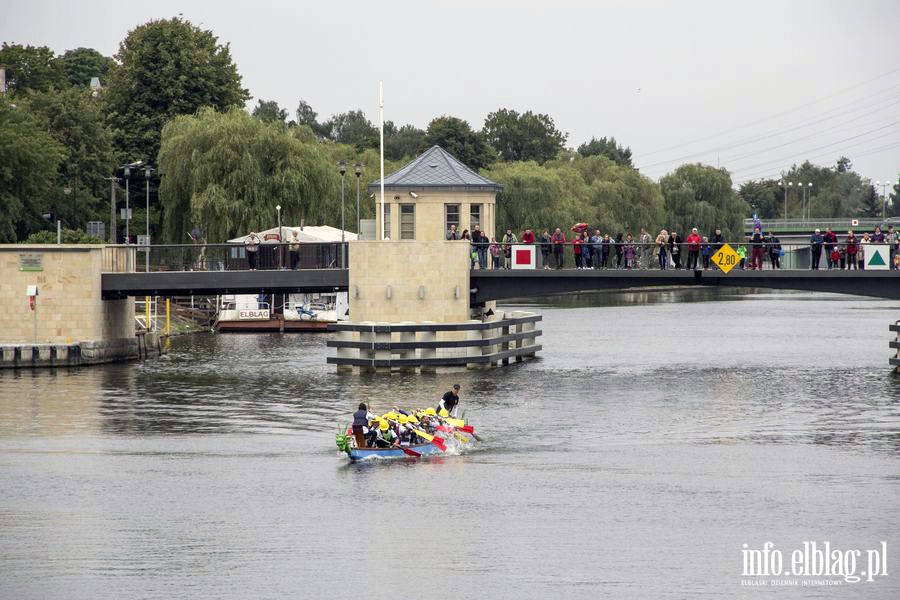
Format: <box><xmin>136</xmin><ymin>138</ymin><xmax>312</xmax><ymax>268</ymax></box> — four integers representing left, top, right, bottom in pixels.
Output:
<box><xmin>228</xmin><ymin>225</ymin><xmax>358</xmax><ymax>244</ymax></box>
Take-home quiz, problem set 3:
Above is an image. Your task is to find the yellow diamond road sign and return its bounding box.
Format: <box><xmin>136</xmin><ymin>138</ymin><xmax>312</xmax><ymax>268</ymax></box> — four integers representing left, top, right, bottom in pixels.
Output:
<box><xmin>712</xmin><ymin>243</ymin><xmax>739</xmax><ymax>274</ymax></box>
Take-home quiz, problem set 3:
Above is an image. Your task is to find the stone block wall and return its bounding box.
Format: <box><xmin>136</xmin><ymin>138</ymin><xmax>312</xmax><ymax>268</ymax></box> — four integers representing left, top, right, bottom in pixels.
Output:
<box><xmin>0</xmin><ymin>245</ymin><xmax>135</xmax><ymax>344</ymax></box>
<box><xmin>348</xmin><ymin>240</ymin><xmax>470</xmax><ymax>324</ymax></box>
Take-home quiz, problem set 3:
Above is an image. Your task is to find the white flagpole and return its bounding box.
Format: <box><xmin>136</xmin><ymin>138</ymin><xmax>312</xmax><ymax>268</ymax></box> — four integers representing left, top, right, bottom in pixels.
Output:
<box><xmin>379</xmin><ymin>81</ymin><xmax>385</xmax><ymax>240</ymax></box>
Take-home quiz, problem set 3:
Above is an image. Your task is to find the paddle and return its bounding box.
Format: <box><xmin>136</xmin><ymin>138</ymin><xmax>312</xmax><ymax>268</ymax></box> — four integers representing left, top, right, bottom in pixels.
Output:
<box><xmin>410</xmin><ymin>427</ymin><xmax>447</xmax><ymax>452</ymax></box>
<box><xmin>386</xmin><ymin>418</ymin><xmax>445</xmax><ymax>453</ymax></box>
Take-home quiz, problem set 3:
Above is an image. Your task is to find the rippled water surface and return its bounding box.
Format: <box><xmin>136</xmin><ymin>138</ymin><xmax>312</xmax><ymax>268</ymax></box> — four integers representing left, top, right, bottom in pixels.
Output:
<box><xmin>1</xmin><ymin>289</ymin><xmax>899</xmax><ymax>599</ymax></box>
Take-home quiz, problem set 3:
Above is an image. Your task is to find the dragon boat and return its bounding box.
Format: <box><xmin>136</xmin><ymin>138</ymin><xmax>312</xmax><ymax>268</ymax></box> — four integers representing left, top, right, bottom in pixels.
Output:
<box><xmin>336</xmin><ymin>409</ymin><xmax>478</xmax><ymax>462</ymax></box>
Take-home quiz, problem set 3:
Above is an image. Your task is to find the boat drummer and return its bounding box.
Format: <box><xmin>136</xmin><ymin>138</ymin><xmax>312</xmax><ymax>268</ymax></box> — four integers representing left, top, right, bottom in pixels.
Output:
<box><xmin>437</xmin><ymin>384</ymin><xmax>461</xmax><ymax>418</ymax></box>
<box><xmin>351</xmin><ymin>403</ymin><xmax>375</xmax><ymax>448</ymax></box>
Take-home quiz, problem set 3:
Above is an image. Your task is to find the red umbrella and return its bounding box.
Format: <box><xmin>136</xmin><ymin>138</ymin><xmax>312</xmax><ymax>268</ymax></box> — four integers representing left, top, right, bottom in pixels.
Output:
<box><xmin>572</xmin><ymin>223</ymin><xmax>588</xmax><ymax>233</ymax></box>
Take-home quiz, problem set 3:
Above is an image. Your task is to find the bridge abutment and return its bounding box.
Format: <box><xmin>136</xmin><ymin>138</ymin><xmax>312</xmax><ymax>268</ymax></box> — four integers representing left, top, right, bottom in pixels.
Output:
<box><xmin>0</xmin><ymin>245</ymin><xmax>139</xmax><ymax>368</ymax></box>
<box><xmin>327</xmin><ymin>240</ymin><xmax>541</xmax><ymax>372</ymax></box>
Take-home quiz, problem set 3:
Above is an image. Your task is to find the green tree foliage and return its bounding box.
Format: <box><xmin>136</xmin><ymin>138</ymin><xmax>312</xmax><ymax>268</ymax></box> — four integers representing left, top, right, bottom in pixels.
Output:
<box><xmin>0</xmin><ymin>43</ymin><xmax>65</xmax><ymax>94</ymax></box>
<box><xmin>295</xmin><ymin>99</ymin><xmax>329</xmax><ymax>137</ymax></box>
<box><xmin>384</xmin><ymin>122</ymin><xmax>426</xmax><ymax>161</ymax></box>
<box><xmin>482</xmin><ymin>109</ymin><xmax>566</xmax><ymax>163</ymax></box>
<box><xmin>158</xmin><ymin>107</ymin><xmax>339</xmax><ymax>242</ymax></box>
<box><xmin>890</xmin><ymin>175</ymin><xmax>900</xmax><ymax>217</ymax></box>
<box><xmin>23</xmin><ymin>228</ymin><xmax>105</xmax><ymax>244</ymax></box>
<box><xmin>58</xmin><ymin>47</ymin><xmax>117</xmax><ymax>87</ymax></box>
<box><xmin>484</xmin><ymin>155</ymin><xmax>663</xmax><ymax>238</ymax></box>
<box><xmin>738</xmin><ymin>179</ymin><xmax>779</xmax><ymax>219</ymax></box>
<box><xmin>659</xmin><ymin>164</ymin><xmax>746</xmax><ymax>239</ymax></box>
<box><xmin>570</xmin><ymin>156</ymin><xmax>665</xmax><ymax>234</ymax></box>
<box><xmin>320</xmin><ymin>109</ymin><xmax>378</xmax><ymax>150</ymax></box>
<box><xmin>23</xmin><ymin>87</ymin><xmax>117</xmax><ymax>228</ymax></box>
<box><xmin>252</xmin><ymin>99</ymin><xmax>288</xmax><ymax>124</ymax></box>
<box><xmin>104</xmin><ymin>17</ymin><xmax>250</xmax><ymax>162</ymax></box>
<box><xmin>577</xmin><ymin>136</ymin><xmax>633</xmax><ymax>167</ymax></box>
<box><xmin>0</xmin><ymin>98</ymin><xmax>66</xmax><ymax>241</ymax></box>
<box><xmin>424</xmin><ymin>116</ymin><xmax>496</xmax><ymax>169</ymax></box>
<box><xmin>859</xmin><ymin>184</ymin><xmax>881</xmax><ymax>218</ymax></box>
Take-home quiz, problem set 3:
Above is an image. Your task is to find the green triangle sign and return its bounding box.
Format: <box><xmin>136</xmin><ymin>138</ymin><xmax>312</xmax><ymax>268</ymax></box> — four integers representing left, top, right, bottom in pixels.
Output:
<box><xmin>869</xmin><ymin>250</ymin><xmax>886</xmax><ymax>266</ymax></box>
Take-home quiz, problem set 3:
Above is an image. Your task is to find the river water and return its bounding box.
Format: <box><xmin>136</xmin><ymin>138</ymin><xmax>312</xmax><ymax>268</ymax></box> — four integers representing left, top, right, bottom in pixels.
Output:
<box><xmin>1</xmin><ymin>289</ymin><xmax>899</xmax><ymax>599</ymax></box>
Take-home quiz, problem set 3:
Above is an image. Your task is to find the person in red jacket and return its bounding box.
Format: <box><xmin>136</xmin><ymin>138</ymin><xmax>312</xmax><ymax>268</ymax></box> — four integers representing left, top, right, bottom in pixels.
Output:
<box><xmin>521</xmin><ymin>228</ymin><xmax>535</xmax><ymax>244</ymax></box>
<box><xmin>572</xmin><ymin>234</ymin><xmax>583</xmax><ymax>269</ymax></box>
<box><xmin>685</xmin><ymin>228</ymin><xmax>703</xmax><ymax>270</ymax></box>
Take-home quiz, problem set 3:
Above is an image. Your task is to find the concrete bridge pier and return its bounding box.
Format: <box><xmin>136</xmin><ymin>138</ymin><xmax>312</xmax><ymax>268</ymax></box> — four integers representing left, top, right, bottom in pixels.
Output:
<box><xmin>1</xmin><ymin>245</ymin><xmax>138</xmax><ymax>368</ymax></box>
<box><xmin>330</xmin><ymin>239</ymin><xmax>542</xmax><ymax>372</ymax></box>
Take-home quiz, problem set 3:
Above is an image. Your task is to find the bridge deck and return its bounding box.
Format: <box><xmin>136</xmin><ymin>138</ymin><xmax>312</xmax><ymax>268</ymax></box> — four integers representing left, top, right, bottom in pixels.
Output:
<box><xmin>469</xmin><ymin>269</ymin><xmax>900</xmax><ymax>302</ymax></box>
<box><xmin>101</xmin><ymin>268</ymin><xmax>899</xmax><ymax>302</ymax></box>
<box><xmin>101</xmin><ymin>269</ymin><xmax>348</xmax><ymax>299</ymax></box>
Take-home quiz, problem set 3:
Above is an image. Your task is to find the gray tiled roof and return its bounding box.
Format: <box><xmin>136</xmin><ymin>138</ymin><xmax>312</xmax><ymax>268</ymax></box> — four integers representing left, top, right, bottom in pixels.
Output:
<box><xmin>368</xmin><ymin>146</ymin><xmax>502</xmax><ymax>192</ymax></box>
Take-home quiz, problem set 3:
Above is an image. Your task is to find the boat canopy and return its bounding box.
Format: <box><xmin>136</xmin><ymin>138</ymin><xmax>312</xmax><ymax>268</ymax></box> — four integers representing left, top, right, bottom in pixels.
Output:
<box><xmin>228</xmin><ymin>225</ymin><xmax>358</xmax><ymax>244</ymax></box>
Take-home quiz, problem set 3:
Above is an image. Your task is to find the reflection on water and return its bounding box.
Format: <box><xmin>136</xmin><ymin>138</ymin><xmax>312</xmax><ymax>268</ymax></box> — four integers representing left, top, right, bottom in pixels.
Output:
<box><xmin>1</xmin><ymin>289</ymin><xmax>899</xmax><ymax>599</ymax></box>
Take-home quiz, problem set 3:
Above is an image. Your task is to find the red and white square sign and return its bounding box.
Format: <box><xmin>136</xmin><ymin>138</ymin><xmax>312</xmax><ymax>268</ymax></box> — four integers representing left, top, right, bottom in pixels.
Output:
<box><xmin>511</xmin><ymin>245</ymin><xmax>536</xmax><ymax>269</ymax></box>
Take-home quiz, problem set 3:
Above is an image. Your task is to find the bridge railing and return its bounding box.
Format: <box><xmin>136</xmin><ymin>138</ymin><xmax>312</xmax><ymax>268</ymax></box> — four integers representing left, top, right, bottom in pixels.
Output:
<box><xmin>107</xmin><ymin>242</ymin><xmax>349</xmax><ymax>272</ymax></box>
<box><xmin>468</xmin><ymin>240</ymin><xmax>897</xmax><ymax>271</ymax></box>
<box><xmin>742</xmin><ymin>218</ymin><xmax>889</xmax><ymax>233</ymax></box>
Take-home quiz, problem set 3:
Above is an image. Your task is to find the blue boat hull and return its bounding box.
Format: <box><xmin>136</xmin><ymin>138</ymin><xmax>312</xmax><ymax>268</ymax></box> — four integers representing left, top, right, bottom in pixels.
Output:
<box><xmin>348</xmin><ymin>443</ymin><xmax>441</xmax><ymax>461</ymax></box>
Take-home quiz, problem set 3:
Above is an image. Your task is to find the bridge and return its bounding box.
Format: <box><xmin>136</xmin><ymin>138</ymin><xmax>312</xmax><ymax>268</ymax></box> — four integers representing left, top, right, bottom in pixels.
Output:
<box><xmin>100</xmin><ymin>264</ymin><xmax>900</xmax><ymax>302</ymax></box>
<box><xmin>742</xmin><ymin>217</ymin><xmax>894</xmax><ymax>236</ymax></box>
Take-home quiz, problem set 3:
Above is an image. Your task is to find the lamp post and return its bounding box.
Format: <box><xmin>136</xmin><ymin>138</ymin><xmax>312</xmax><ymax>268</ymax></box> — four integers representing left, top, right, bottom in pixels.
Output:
<box><xmin>123</xmin><ymin>165</ymin><xmax>131</xmax><ymax>243</ymax></box>
<box><xmin>779</xmin><ymin>181</ymin><xmax>787</xmax><ymax>221</ymax></box>
<box><xmin>276</xmin><ymin>204</ymin><xmax>282</xmax><ymax>269</ymax></box>
<box><xmin>354</xmin><ymin>163</ymin><xmax>362</xmax><ymax>239</ymax></box>
<box><xmin>786</xmin><ymin>181</ymin><xmax>793</xmax><ymax>220</ymax></box>
<box><xmin>804</xmin><ymin>182</ymin><xmax>813</xmax><ymax>220</ymax></box>
<box><xmin>144</xmin><ymin>166</ymin><xmax>153</xmax><ymax>271</ymax></box>
<box><xmin>339</xmin><ymin>160</ymin><xmax>346</xmax><ymax>268</ymax></box>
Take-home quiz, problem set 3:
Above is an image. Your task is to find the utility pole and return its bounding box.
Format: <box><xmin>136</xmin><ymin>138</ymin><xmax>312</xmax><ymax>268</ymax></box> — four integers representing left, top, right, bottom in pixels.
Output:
<box><xmin>105</xmin><ymin>176</ymin><xmax>118</xmax><ymax>243</ymax></box>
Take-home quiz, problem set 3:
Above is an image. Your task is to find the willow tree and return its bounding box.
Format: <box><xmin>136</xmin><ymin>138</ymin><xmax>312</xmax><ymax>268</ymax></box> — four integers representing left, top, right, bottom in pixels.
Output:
<box><xmin>484</xmin><ymin>160</ymin><xmax>584</xmax><ymax>236</ymax></box>
<box><xmin>659</xmin><ymin>163</ymin><xmax>746</xmax><ymax>239</ymax></box>
<box><xmin>158</xmin><ymin>107</ymin><xmax>337</xmax><ymax>242</ymax></box>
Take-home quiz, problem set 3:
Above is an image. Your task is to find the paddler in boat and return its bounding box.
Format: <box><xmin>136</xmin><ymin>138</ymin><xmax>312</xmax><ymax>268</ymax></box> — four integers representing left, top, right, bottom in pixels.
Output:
<box><xmin>373</xmin><ymin>419</ymin><xmax>399</xmax><ymax>448</ymax></box>
<box><xmin>351</xmin><ymin>403</ymin><xmax>376</xmax><ymax>448</ymax></box>
<box><xmin>437</xmin><ymin>384</ymin><xmax>461</xmax><ymax>418</ymax></box>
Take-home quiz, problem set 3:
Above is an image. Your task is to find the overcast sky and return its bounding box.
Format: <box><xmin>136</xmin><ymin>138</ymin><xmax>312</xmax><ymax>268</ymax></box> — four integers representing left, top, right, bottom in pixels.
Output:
<box><xmin>4</xmin><ymin>0</ymin><xmax>899</xmax><ymax>187</ymax></box>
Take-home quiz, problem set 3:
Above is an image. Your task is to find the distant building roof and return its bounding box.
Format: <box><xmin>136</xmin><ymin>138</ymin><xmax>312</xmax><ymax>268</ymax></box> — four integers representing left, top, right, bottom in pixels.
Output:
<box><xmin>368</xmin><ymin>145</ymin><xmax>502</xmax><ymax>192</ymax></box>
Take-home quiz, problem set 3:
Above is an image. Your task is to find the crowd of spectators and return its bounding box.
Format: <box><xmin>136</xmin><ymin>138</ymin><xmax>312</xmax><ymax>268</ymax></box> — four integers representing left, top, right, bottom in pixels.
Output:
<box><xmin>448</xmin><ymin>223</ymin><xmax>900</xmax><ymax>271</ymax></box>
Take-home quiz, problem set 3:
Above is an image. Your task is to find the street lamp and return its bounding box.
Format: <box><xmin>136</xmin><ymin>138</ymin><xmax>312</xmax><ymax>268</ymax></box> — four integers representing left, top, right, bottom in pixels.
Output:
<box><xmin>354</xmin><ymin>163</ymin><xmax>362</xmax><ymax>239</ymax></box>
<box><xmin>123</xmin><ymin>165</ymin><xmax>131</xmax><ymax>243</ymax></box>
<box><xmin>803</xmin><ymin>182</ymin><xmax>813</xmax><ymax>220</ymax></box>
<box><xmin>144</xmin><ymin>166</ymin><xmax>153</xmax><ymax>271</ymax></box>
<box><xmin>276</xmin><ymin>204</ymin><xmax>282</xmax><ymax>269</ymax></box>
<box><xmin>786</xmin><ymin>181</ymin><xmax>793</xmax><ymax>220</ymax></box>
<box><xmin>339</xmin><ymin>160</ymin><xmax>346</xmax><ymax>268</ymax></box>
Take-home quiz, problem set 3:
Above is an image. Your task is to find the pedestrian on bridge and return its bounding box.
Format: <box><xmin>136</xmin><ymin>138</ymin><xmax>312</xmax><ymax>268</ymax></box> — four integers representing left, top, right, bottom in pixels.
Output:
<box><xmin>539</xmin><ymin>230</ymin><xmax>551</xmax><ymax>269</ymax></box>
<box><xmin>749</xmin><ymin>227</ymin><xmax>765</xmax><ymax>270</ymax></box>
<box><xmin>810</xmin><ymin>229</ymin><xmax>824</xmax><ymax>270</ymax></box>
<box><xmin>639</xmin><ymin>228</ymin><xmax>653</xmax><ymax>269</ymax></box>
<box><xmin>846</xmin><ymin>233</ymin><xmax>859</xmax><ymax>269</ymax></box>
<box><xmin>767</xmin><ymin>232</ymin><xmax>782</xmax><ymax>269</ymax></box>
<box><xmin>551</xmin><ymin>228</ymin><xmax>566</xmax><ymax>269</ymax></box>
<box><xmin>668</xmin><ymin>231</ymin><xmax>683</xmax><ymax>269</ymax></box>
<box><xmin>823</xmin><ymin>228</ymin><xmax>838</xmax><ymax>269</ymax></box>
<box><xmin>686</xmin><ymin>228</ymin><xmax>702</xmax><ymax>270</ymax></box>
<box><xmin>245</xmin><ymin>232</ymin><xmax>260</xmax><ymax>270</ymax></box>
<box><xmin>655</xmin><ymin>229</ymin><xmax>669</xmax><ymax>270</ymax></box>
